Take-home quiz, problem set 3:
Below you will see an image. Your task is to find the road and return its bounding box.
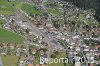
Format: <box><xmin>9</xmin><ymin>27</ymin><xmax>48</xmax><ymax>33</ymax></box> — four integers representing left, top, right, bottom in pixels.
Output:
<box><xmin>14</xmin><ymin>9</ymin><xmax>64</xmax><ymax>50</ymax></box>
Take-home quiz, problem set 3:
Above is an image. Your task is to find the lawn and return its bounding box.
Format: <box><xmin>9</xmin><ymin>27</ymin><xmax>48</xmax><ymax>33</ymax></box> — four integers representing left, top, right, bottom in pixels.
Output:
<box><xmin>0</xmin><ymin>28</ymin><xmax>24</xmax><ymax>43</ymax></box>
<box><xmin>49</xmin><ymin>52</ymin><xmax>71</xmax><ymax>66</ymax></box>
<box><xmin>0</xmin><ymin>0</ymin><xmax>14</xmax><ymax>15</ymax></box>
<box><xmin>0</xmin><ymin>19</ymin><xmax>6</xmax><ymax>26</ymax></box>
<box><xmin>16</xmin><ymin>3</ymin><xmax>43</xmax><ymax>15</ymax></box>
<box><xmin>2</xmin><ymin>55</ymin><xmax>18</xmax><ymax>66</ymax></box>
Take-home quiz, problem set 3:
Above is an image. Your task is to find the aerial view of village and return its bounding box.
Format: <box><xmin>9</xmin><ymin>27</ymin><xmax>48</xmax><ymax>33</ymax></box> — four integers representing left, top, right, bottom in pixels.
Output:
<box><xmin>0</xmin><ymin>0</ymin><xmax>100</xmax><ymax>66</ymax></box>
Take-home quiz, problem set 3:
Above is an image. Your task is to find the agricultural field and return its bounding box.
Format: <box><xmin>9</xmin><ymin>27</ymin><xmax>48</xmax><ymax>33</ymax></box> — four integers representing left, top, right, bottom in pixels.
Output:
<box><xmin>2</xmin><ymin>55</ymin><xmax>18</xmax><ymax>66</ymax></box>
<box><xmin>0</xmin><ymin>28</ymin><xmax>24</xmax><ymax>43</ymax></box>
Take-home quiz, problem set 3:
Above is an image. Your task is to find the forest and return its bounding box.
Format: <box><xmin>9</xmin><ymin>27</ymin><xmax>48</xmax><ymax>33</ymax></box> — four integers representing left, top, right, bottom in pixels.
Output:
<box><xmin>64</xmin><ymin>0</ymin><xmax>100</xmax><ymax>22</ymax></box>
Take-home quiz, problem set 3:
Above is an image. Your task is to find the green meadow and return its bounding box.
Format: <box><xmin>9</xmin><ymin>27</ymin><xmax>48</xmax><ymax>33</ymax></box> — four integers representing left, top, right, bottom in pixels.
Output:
<box><xmin>16</xmin><ymin>3</ymin><xmax>43</xmax><ymax>15</ymax></box>
<box><xmin>2</xmin><ymin>55</ymin><xmax>18</xmax><ymax>66</ymax></box>
<box><xmin>0</xmin><ymin>0</ymin><xmax>14</xmax><ymax>15</ymax></box>
<box><xmin>0</xmin><ymin>28</ymin><xmax>24</xmax><ymax>43</ymax></box>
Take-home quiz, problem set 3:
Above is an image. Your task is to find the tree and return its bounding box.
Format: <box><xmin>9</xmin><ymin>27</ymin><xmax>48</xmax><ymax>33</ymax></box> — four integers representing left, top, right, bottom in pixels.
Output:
<box><xmin>64</xmin><ymin>0</ymin><xmax>100</xmax><ymax>22</ymax></box>
<box><xmin>51</xmin><ymin>54</ymin><xmax>56</xmax><ymax>59</ymax></box>
<box><xmin>25</xmin><ymin>28</ymin><xmax>31</xmax><ymax>34</ymax></box>
<box><xmin>64</xmin><ymin>0</ymin><xmax>97</xmax><ymax>9</ymax></box>
<box><xmin>95</xmin><ymin>0</ymin><xmax>100</xmax><ymax>22</ymax></box>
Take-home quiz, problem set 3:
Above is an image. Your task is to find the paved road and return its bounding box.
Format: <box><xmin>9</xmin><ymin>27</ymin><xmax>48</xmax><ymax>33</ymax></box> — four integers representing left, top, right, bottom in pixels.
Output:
<box><xmin>14</xmin><ymin>9</ymin><xmax>64</xmax><ymax>50</ymax></box>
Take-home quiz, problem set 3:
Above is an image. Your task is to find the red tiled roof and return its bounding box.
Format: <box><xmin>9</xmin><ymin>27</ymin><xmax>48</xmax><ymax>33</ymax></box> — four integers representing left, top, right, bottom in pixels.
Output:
<box><xmin>28</xmin><ymin>64</ymin><xmax>33</xmax><ymax>66</ymax></box>
<box><xmin>2</xmin><ymin>43</ymin><xmax>6</xmax><ymax>48</ymax></box>
<box><xmin>90</xmin><ymin>63</ymin><xmax>94</xmax><ymax>66</ymax></box>
<box><xmin>2</xmin><ymin>42</ymin><xmax>6</xmax><ymax>45</ymax></box>
<box><xmin>96</xmin><ymin>45</ymin><xmax>100</xmax><ymax>48</ymax></box>
<box><xmin>36</xmin><ymin>64</ymin><xmax>39</xmax><ymax>66</ymax></box>
<box><xmin>42</xmin><ymin>64</ymin><xmax>45</xmax><ymax>66</ymax></box>
<box><xmin>10</xmin><ymin>43</ymin><xmax>14</xmax><ymax>49</ymax></box>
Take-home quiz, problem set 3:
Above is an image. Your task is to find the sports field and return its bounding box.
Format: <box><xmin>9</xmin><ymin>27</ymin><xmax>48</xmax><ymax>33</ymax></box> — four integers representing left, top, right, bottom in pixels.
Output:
<box><xmin>0</xmin><ymin>28</ymin><xmax>24</xmax><ymax>43</ymax></box>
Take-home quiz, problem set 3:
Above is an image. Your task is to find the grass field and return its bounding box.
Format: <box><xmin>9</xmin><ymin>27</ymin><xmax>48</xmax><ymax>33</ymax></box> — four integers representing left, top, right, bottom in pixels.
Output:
<box><xmin>16</xmin><ymin>3</ymin><xmax>43</xmax><ymax>15</ymax></box>
<box><xmin>0</xmin><ymin>0</ymin><xmax>14</xmax><ymax>15</ymax></box>
<box><xmin>2</xmin><ymin>55</ymin><xmax>18</xmax><ymax>66</ymax></box>
<box><xmin>0</xmin><ymin>0</ymin><xmax>43</xmax><ymax>15</ymax></box>
<box><xmin>0</xmin><ymin>28</ymin><xmax>24</xmax><ymax>43</ymax></box>
<box><xmin>49</xmin><ymin>52</ymin><xmax>71</xmax><ymax>66</ymax></box>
